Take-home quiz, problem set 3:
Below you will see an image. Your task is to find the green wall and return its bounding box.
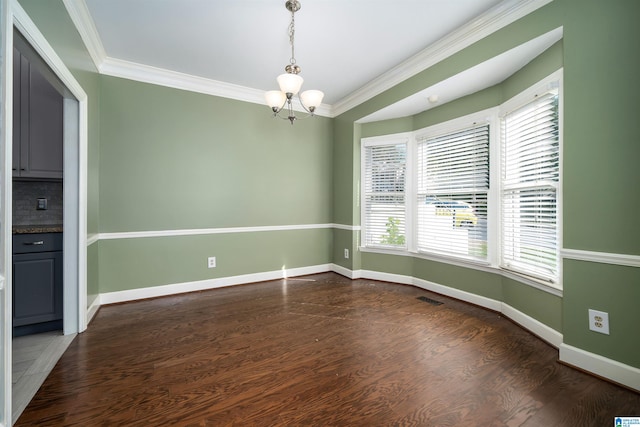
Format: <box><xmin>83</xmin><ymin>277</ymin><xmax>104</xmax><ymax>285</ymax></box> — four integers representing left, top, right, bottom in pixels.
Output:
<box><xmin>99</xmin><ymin>76</ymin><xmax>333</xmax><ymax>232</ymax></box>
<box><xmin>559</xmin><ymin>0</ymin><xmax>640</xmax><ymax>367</ymax></box>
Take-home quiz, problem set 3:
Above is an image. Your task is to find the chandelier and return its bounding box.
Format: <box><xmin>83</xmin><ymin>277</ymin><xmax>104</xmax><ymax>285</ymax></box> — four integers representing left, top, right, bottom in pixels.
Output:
<box><xmin>264</xmin><ymin>0</ymin><xmax>324</xmax><ymax>125</ymax></box>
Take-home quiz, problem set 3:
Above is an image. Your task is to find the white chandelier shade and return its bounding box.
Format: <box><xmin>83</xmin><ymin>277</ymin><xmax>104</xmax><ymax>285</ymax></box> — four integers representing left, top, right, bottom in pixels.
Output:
<box><xmin>264</xmin><ymin>91</ymin><xmax>286</xmax><ymax>110</ymax></box>
<box><xmin>277</xmin><ymin>73</ymin><xmax>304</xmax><ymax>95</ymax></box>
<box><xmin>299</xmin><ymin>89</ymin><xmax>324</xmax><ymax>109</ymax></box>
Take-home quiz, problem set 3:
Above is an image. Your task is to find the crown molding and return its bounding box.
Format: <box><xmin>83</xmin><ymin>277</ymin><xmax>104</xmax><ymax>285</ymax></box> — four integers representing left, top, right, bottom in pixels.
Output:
<box><xmin>62</xmin><ymin>0</ymin><xmax>551</xmax><ymax>119</ymax></box>
<box><xmin>330</xmin><ymin>0</ymin><xmax>554</xmax><ymax>117</ymax></box>
<box><xmin>62</xmin><ymin>0</ymin><xmax>106</xmax><ymax>69</ymax></box>
<box><xmin>100</xmin><ymin>57</ymin><xmax>333</xmax><ymax>117</ymax></box>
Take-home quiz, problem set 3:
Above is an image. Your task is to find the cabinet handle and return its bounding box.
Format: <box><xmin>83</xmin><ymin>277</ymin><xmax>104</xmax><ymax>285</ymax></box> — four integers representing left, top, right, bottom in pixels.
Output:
<box><xmin>24</xmin><ymin>241</ymin><xmax>45</xmax><ymax>246</ymax></box>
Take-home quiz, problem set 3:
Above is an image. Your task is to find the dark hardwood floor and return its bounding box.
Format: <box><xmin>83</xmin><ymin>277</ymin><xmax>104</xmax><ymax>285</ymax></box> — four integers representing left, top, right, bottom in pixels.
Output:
<box><xmin>17</xmin><ymin>272</ymin><xmax>640</xmax><ymax>426</ymax></box>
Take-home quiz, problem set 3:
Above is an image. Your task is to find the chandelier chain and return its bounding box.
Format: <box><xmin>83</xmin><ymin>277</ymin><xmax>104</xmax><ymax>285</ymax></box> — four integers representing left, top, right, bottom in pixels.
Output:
<box><xmin>289</xmin><ymin>8</ymin><xmax>296</xmax><ymax>65</ymax></box>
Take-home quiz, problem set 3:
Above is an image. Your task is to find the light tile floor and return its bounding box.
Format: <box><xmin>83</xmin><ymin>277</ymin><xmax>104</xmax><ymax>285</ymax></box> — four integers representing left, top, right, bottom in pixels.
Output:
<box><xmin>12</xmin><ymin>331</ymin><xmax>76</xmax><ymax>423</ymax></box>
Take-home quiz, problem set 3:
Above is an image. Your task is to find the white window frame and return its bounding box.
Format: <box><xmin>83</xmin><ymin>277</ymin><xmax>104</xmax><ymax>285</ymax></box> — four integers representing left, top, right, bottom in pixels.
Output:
<box><xmin>499</xmin><ymin>70</ymin><xmax>563</xmax><ymax>286</ymax></box>
<box><xmin>360</xmin><ymin>133</ymin><xmax>412</xmax><ymax>251</ymax></box>
<box><xmin>413</xmin><ymin>109</ymin><xmax>497</xmax><ymax>264</ymax></box>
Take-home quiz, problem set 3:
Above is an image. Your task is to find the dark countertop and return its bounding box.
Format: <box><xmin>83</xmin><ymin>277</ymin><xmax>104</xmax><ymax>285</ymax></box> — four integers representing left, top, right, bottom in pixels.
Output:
<box><xmin>13</xmin><ymin>224</ymin><xmax>63</xmax><ymax>234</ymax></box>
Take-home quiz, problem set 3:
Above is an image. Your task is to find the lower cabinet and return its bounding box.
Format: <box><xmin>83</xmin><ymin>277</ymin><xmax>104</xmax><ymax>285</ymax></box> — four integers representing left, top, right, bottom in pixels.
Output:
<box><xmin>12</xmin><ymin>233</ymin><xmax>63</xmax><ymax>337</ymax></box>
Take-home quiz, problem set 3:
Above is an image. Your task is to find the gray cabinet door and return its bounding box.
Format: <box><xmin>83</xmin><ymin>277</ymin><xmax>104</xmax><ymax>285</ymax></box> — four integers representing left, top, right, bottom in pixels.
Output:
<box><xmin>13</xmin><ymin>40</ymin><xmax>64</xmax><ymax>179</ymax></box>
<box><xmin>12</xmin><ymin>251</ymin><xmax>63</xmax><ymax>327</ymax></box>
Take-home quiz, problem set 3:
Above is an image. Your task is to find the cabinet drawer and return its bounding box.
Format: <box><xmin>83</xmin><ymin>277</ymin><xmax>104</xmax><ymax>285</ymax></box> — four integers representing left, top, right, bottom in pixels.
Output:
<box><xmin>13</xmin><ymin>232</ymin><xmax>62</xmax><ymax>254</ymax></box>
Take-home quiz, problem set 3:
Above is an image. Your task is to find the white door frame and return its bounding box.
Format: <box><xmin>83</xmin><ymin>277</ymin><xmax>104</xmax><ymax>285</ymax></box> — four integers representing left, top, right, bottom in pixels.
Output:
<box><xmin>1</xmin><ymin>1</ymin><xmax>12</xmax><ymax>424</ymax></box>
<box><xmin>1</xmin><ymin>0</ymin><xmax>88</xmax><ymax>424</ymax></box>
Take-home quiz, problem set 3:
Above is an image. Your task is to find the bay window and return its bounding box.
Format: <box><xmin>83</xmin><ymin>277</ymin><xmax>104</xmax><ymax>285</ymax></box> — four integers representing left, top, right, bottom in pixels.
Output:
<box><xmin>360</xmin><ymin>71</ymin><xmax>561</xmax><ymax>288</ymax></box>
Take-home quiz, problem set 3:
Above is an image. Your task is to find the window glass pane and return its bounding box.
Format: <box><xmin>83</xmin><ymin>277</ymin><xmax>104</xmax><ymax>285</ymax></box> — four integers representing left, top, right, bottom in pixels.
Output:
<box><xmin>363</xmin><ymin>143</ymin><xmax>407</xmax><ymax>248</ymax></box>
<box><xmin>502</xmin><ymin>188</ymin><xmax>557</xmax><ymax>277</ymax></box>
<box><xmin>417</xmin><ymin>125</ymin><xmax>489</xmax><ymax>261</ymax></box>
<box><xmin>501</xmin><ymin>90</ymin><xmax>559</xmax><ymax>281</ymax></box>
<box><xmin>418</xmin><ymin>192</ymin><xmax>487</xmax><ymax>259</ymax></box>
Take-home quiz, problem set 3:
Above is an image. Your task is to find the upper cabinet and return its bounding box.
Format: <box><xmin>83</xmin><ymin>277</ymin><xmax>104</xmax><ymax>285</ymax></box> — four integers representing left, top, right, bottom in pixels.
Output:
<box><xmin>13</xmin><ymin>33</ymin><xmax>64</xmax><ymax>180</ymax></box>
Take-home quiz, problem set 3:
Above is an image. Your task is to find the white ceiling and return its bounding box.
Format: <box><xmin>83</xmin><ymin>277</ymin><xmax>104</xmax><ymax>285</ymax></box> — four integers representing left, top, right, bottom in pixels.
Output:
<box><xmin>77</xmin><ymin>0</ymin><xmax>557</xmax><ymax>120</ymax></box>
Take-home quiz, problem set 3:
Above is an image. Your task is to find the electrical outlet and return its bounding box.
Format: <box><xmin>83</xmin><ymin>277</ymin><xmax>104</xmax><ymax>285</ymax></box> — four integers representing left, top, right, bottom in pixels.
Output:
<box><xmin>207</xmin><ymin>256</ymin><xmax>216</xmax><ymax>268</ymax></box>
<box><xmin>344</xmin><ymin>248</ymin><xmax>349</xmax><ymax>259</ymax></box>
<box><xmin>37</xmin><ymin>198</ymin><xmax>48</xmax><ymax>210</ymax></box>
<box><xmin>588</xmin><ymin>309</ymin><xmax>609</xmax><ymax>335</ymax></box>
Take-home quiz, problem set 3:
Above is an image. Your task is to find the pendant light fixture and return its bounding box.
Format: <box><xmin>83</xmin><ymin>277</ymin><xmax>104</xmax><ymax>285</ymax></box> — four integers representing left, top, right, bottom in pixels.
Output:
<box><xmin>264</xmin><ymin>0</ymin><xmax>324</xmax><ymax>125</ymax></box>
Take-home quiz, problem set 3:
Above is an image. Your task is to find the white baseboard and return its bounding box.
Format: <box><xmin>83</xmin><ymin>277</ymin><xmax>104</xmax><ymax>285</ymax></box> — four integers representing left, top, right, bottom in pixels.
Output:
<box><xmin>100</xmin><ymin>264</ymin><xmax>332</xmax><ymax>305</ymax></box>
<box><xmin>560</xmin><ymin>344</ymin><xmax>640</xmax><ymax>392</ymax></box>
<box><xmin>86</xmin><ymin>295</ymin><xmax>101</xmax><ymax>324</ymax></box>
<box><xmin>330</xmin><ymin>263</ymin><xmax>358</xmax><ymax>279</ymax></box>
<box><xmin>502</xmin><ymin>303</ymin><xmax>563</xmax><ymax>348</ymax></box>
<box><xmin>412</xmin><ymin>276</ymin><xmax>503</xmax><ymax>312</ymax></box>
<box><xmin>359</xmin><ymin>269</ymin><xmax>414</xmax><ymax>286</ymax></box>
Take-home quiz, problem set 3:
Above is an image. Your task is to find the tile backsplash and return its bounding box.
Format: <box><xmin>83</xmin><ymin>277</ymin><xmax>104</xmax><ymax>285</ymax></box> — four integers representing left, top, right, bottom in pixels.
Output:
<box><xmin>13</xmin><ymin>181</ymin><xmax>63</xmax><ymax>226</ymax></box>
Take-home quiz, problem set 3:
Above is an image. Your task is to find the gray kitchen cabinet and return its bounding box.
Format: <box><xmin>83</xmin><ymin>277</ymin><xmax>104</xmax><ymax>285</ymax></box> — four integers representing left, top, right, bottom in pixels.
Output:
<box><xmin>13</xmin><ymin>34</ymin><xmax>64</xmax><ymax>180</ymax></box>
<box><xmin>12</xmin><ymin>233</ymin><xmax>63</xmax><ymax>337</ymax></box>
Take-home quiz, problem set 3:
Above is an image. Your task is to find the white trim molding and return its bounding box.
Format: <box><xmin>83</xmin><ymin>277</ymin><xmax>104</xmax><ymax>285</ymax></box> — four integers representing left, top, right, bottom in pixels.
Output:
<box><xmin>87</xmin><ymin>233</ymin><xmax>99</xmax><ymax>246</ymax></box>
<box><xmin>412</xmin><ymin>275</ymin><xmax>502</xmax><ymax>312</ymax></box>
<box><xmin>560</xmin><ymin>344</ymin><xmax>640</xmax><ymax>392</ymax></box>
<box><xmin>501</xmin><ymin>303</ymin><xmax>563</xmax><ymax>348</ymax></box>
<box><xmin>332</xmin><ymin>223</ymin><xmax>361</xmax><ymax>232</ymax></box>
<box><xmin>330</xmin><ymin>263</ymin><xmax>358</xmax><ymax>279</ymax></box>
<box><xmin>61</xmin><ymin>0</ymin><xmax>105</xmax><ymax>68</ymax></box>
<box><xmin>562</xmin><ymin>248</ymin><xmax>640</xmax><ymax>268</ymax></box>
<box><xmin>86</xmin><ymin>295</ymin><xmax>100</xmax><ymax>324</ymax></box>
<box><xmin>98</xmin><ymin>223</ymin><xmax>336</xmax><ymax>241</ymax></box>
<box><xmin>100</xmin><ymin>264</ymin><xmax>332</xmax><ymax>305</ymax></box>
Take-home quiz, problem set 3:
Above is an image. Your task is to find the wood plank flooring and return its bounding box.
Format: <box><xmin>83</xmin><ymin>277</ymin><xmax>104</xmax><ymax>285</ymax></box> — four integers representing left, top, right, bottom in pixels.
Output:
<box><xmin>16</xmin><ymin>273</ymin><xmax>640</xmax><ymax>426</ymax></box>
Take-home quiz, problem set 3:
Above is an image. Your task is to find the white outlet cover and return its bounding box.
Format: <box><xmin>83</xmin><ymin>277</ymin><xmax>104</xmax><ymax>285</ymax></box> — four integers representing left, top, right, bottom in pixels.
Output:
<box><xmin>588</xmin><ymin>309</ymin><xmax>610</xmax><ymax>335</ymax></box>
<box><xmin>207</xmin><ymin>256</ymin><xmax>216</xmax><ymax>268</ymax></box>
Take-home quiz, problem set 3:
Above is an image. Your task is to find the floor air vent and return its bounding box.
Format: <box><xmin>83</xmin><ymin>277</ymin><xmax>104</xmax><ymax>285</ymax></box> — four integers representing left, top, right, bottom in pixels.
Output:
<box><xmin>417</xmin><ymin>296</ymin><xmax>443</xmax><ymax>306</ymax></box>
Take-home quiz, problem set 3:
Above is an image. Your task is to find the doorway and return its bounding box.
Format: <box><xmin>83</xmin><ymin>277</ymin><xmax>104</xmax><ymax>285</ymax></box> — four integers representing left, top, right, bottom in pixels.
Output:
<box><xmin>2</xmin><ymin>2</ymin><xmax>89</xmax><ymax>424</ymax></box>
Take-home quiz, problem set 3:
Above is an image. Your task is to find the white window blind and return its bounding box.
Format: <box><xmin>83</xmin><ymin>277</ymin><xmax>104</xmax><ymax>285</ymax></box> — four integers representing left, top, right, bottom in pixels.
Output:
<box><xmin>417</xmin><ymin>124</ymin><xmax>489</xmax><ymax>260</ymax></box>
<box><xmin>362</xmin><ymin>142</ymin><xmax>407</xmax><ymax>249</ymax></box>
<box><xmin>501</xmin><ymin>90</ymin><xmax>559</xmax><ymax>282</ymax></box>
